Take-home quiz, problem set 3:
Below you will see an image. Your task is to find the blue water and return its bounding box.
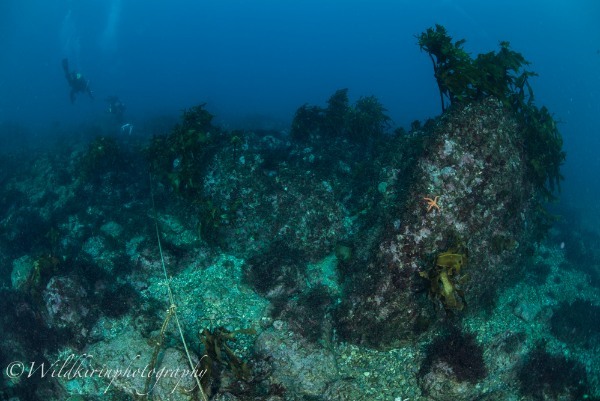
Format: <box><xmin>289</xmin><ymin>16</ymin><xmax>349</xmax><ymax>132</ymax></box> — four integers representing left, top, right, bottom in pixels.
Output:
<box><xmin>1</xmin><ymin>0</ymin><xmax>599</xmax><ymax>225</ymax></box>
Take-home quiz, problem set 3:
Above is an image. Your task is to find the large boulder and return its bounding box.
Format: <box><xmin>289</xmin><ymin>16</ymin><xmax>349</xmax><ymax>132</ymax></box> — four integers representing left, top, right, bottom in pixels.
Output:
<box><xmin>337</xmin><ymin>99</ymin><xmax>537</xmax><ymax>347</ymax></box>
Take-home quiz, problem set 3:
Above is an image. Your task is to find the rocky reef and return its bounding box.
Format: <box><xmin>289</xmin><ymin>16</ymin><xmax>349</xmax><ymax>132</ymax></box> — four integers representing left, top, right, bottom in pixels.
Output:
<box><xmin>336</xmin><ymin>98</ymin><xmax>537</xmax><ymax>347</ymax></box>
<box><xmin>1</xmin><ymin>26</ymin><xmax>597</xmax><ymax>401</ymax></box>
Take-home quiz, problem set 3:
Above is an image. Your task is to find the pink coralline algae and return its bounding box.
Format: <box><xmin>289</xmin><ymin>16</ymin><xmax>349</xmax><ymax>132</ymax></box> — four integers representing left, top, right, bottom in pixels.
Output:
<box><xmin>43</xmin><ymin>276</ymin><xmax>90</xmax><ymax>335</ymax></box>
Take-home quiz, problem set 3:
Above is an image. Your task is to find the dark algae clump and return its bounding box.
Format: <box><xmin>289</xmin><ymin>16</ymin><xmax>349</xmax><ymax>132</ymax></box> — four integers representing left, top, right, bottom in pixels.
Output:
<box><xmin>517</xmin><ymin>342</ymin><xmax>593</xmax><ymax>401</ymax></box>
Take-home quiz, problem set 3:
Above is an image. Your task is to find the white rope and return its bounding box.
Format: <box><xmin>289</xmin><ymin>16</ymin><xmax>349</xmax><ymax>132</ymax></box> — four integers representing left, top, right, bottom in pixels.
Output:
<box><xmin>150</xmin><ymin>175</ymin><xmax>208</xmax><ymax>401</ymax></box>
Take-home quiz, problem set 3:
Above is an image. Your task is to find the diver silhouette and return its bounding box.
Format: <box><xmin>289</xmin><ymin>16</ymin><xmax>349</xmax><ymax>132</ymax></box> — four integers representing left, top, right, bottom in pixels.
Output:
<box><xmin>62</xmin><ymin>58</ymin><xmax>94</xmax><ymax>103</ymax></box>
<box><xmin>105</xmin><ymin>96</ymin><xmax>133</xmax><ymax>134</ymax></box>
<box><xmin>106</xmin><ymin>96</ymin><xmax>126</xmax><ymax>124</ymax></box>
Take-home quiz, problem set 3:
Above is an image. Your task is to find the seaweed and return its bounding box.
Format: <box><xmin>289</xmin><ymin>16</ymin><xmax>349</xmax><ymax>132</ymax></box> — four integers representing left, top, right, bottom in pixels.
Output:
<box><xmin>290</xmin><ymin>103</ymin><xmax>324</xmax><ymax>141</ymax></box>
<box><xmin>77</xmin><ymin>135</ymin><xmax>125</xmax><ymax>183</ymax></box>
<box><xmin>347</xmin><ymin>95</ymin><xmax>391</xmax><ymax>142</ymax></box>
<box><xmin>198</xmin><ymin>326</ymin><xmax>256</xmax><ymax>394</ymax></box>
<box><xmin>290</xmin><ymin>89</ymin><xmax>391</xmax><ymax>145</ymax></box>
<box><xmin>416</xmin><ymin>24</ymin><xmax>535</xmax><ymax>112</ymax></box>
<box><xmin>420</xmin><ymin>247</ymin><xmax>468</xmax><ymax>311</ymax></box>
<box><xmin>550</xmin><ymin>299</ymin><xmax>600</xmax><ymax>349</ymax></box>
<box><xmin>416</xmin><ymin>24</ymin><xmax>475</xmax><ymax>112</ymax></box>
<box><xmin>146</xmin><ymin>104</ymin><xmax>225</xmax><ymax>200</ymax></box>
<box><xmin>26</xmin><ymin>254</ymin><xmax>60</xmax><ymax>294</ymax></box>
<box><xmin>324</xmin><ymin>88</ymin><xmax>351</xmax><ymax>137</ymax></box>
<box><xmin>517</xmin><ymin>342</ymin><xmax>592</xmax><ymax>401</ymax></box>
<box><xmin>519</xmin><ymin>104</ymin><xmax>565</xmax><ymax>200</ymax></box>
<box><xmin>417</xmin><ymin>24</ymin><xmax>565</xmax><ymax>229</ymax></box>
<box><xmin>418</xmin><ymin>326</ymin><xmax>487</xmax><ymax>384</ymax></box>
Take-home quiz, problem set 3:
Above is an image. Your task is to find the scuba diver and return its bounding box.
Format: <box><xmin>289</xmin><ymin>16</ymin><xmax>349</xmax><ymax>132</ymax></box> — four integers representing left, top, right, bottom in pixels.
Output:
<box><xmin>62</xmin><ymin>58</ymin><xmax>94</xmax><ymax>103</ymax></box>
<box><xmin>106</xmin><ymin>96</ymin><xmax>126</xmax><ymax>124</ymax></box>
<box><xmin>106</xmin><ymin>95</ymin><xmax>134</xmax><ymax>135</ymax></box>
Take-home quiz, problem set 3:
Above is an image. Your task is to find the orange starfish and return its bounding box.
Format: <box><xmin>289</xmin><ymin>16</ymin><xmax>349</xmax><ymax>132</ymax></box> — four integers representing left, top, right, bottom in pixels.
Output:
<box><xmin>423</xmin><ymin>196</ymin><xmax>440</xmax><ymax>212</ymax></box>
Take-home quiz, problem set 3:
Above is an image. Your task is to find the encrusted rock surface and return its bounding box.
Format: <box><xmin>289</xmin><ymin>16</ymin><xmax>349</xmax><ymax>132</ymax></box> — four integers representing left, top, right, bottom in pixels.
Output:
<box><xmin>337</xmin><ymin>99</ymin><xmax>537</xmax><ymax>347</ymax></box>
